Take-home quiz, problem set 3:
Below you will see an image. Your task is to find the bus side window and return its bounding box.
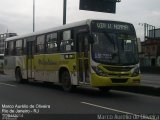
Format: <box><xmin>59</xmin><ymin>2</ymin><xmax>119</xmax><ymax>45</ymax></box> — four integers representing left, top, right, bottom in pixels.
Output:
<box><xmin>5</xmin><ymin>42</ymin><xmax>9</xmax><ymax>55</ymax></box>
<box><xmin>15</xmin><ymin>39</ymin><xmax>23</xmax><ymax>56</ymax></box>
<box><xmin>36</xmin><ymin>35</ymin><xmax>45</xmax><ymax>54</ymax></box>
<box><xmin>46</xmin><ymin>33</ymin><xmax>58</xmax><ymax>53</ymax></box>
<box><xmin>60</xmin><ymin>30</ymin><xmax>74</xmax><ymax>52</ymax></box>
<box><xmin>23</xmin><ymin>39</ymin><xmax>27</xmax><ymax>54</ymax></box>
<box><xmin>8</xmin><ymin>41</ymin><xmax>14</xmax><ymax>55</ymax></box>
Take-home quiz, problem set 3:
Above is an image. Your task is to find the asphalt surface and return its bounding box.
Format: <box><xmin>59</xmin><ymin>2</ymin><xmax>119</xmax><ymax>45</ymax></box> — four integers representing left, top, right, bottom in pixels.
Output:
<box><xmin>0</xmin><ymin>74</ymin><xmax>160</xmax><ymax>120</ymax></box>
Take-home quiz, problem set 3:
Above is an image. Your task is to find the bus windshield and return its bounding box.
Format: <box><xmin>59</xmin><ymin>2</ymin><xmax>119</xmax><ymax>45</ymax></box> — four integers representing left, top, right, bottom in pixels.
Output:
<box><xmin>92</xmin><ymin>32</ymin><xmax>139</xmax><ymax>65</ymax></box>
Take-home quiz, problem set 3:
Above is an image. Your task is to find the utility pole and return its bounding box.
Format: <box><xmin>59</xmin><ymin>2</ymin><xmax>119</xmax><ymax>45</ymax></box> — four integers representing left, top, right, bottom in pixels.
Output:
<box><xmin>144</xmin><ymin>23</ymin><xmax>146</xmax><ymax>41</ymax></box>
<box><xmin>63</xmin><ymin>0</ymin><xmax>67</xmax><ymax>25</ymax></box>
<box><xmin>33</xmin><ymin>0</ymin><xmax>35</xmax><ymax>32</ymax></box>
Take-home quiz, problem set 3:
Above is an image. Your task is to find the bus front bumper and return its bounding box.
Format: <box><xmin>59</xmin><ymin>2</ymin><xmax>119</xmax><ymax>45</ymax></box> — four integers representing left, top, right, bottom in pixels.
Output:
<box><xmin>91</xmin><ymin>73</ymin><xmax>140</xmax><ymax>87</ymax></box>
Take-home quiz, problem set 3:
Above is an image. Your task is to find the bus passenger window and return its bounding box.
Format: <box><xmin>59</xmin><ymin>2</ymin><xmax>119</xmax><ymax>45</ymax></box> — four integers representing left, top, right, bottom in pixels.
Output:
<box><xmin>8</xmin><ymin>41</ymin><xmax>14</xmax><ymax>55</ymax></box>
<box><xmin>15</xmin><ymin>40</ymin><xmax>23</xmax><ymax>55</ymax></box>
<box><xmin>5</xmin><ymin>42</ymin><xmax>9</xmax><ymax>55</ymax></box>
<box><xmin>23</xmin><ymin>39</ymin><xmax>27</xmax><ymax>54</ymax></box>
<box><xmin>46</xmin><ymin>33</ymin><xmax>57</xmax><ymax>53</ymax></box>
<box><xmin>36</xmin><ymin>35</ymin><xmax>45</xmax><ymax>54</ymax></box>
<box><xmin>60</xmin><ymin>30</ymin><xmax>74</xmax><ymax>52</ymax></box>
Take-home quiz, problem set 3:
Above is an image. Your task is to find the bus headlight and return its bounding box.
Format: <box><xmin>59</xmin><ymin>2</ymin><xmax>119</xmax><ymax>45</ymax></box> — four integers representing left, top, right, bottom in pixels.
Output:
<box><xmin>132</xmin><ymin>67</ymin><xmax>140</xmax><ymax>77</ymax></box>
<box><xmin>92</xmin><ymin>66</ymin><xmax>108</xmax><ymax>76</ymax></box>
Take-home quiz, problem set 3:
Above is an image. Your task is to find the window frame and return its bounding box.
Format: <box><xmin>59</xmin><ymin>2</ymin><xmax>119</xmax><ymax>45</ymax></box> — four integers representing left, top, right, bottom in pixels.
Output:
<box><xmin>15</xmin><ymin>39</ymin><xmax>23</xmax><ymax>56</ymax></box>
<box><xmin>36</xmin><ymin>34</ymin><xmax>45</xmax><ymax>54</ymax></box>
<box><xmin>60</xmin><ymin>29</ymin><xmax>75</xmax><ymax>53</ymax></box>
<box><xmin>46</xmin><ymin>32</ymin><xmax>58</xmax><ymax>54</ymax></box>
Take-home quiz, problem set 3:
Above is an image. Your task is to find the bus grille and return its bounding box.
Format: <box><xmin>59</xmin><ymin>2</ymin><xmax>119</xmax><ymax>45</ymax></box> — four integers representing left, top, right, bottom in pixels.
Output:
<box><xmin>111</xmin><ymin>78</ymin><xmax>128</xmax><ymax>83</ymax></box>
<box><xmin>108</xmin><ymin>73</ymin><xmax>130</xmax><ymax>76</ymax></box>
<box><xmin>104</xmin><ymin>66</ymin><xmax>133</xmax><ymax>72</ymax></box>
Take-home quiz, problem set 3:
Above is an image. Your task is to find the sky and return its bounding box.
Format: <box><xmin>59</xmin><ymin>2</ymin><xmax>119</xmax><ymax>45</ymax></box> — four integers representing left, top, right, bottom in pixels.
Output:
<box><xmin>0</xmin><ymin>0</ymin><xmax>160</xmax><ymax>41</ymax></box>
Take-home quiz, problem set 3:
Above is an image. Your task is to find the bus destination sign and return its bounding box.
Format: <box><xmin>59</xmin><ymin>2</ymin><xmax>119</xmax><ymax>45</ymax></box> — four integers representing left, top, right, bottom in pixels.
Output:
<box><xmin>97</xmin><ymin>22</ymin><xmax>129</xmax><ymax>31</ymax></box>
<box><xmin>91</xmin><ymin>21</ymin><xmax>133</xmax><ymax>33</ymax></box>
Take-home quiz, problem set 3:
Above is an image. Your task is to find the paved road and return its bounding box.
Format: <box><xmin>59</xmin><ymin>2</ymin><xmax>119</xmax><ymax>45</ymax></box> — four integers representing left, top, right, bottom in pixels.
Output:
<box><xmin>0</xmin><ymin>74</ymin><xmax>160</xmax><ymax>120</ymax></box>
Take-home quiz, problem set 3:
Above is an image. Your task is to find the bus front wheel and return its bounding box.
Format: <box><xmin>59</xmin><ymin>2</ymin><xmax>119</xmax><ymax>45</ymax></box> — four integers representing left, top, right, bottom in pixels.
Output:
<box><xmin>61</xmin><ymin>71</ymin><xmax>75</xmax><ymax>92</ymax></box>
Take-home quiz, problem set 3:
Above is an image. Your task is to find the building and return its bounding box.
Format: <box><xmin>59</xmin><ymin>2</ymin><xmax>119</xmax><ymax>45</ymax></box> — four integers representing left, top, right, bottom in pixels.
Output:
<box><xmin>0</xmin><ymin>33</ymin><xmax>17</xmax><ymax>54</ymax></box>
<box><xmin>140</xmin><ymin>28</ymin><xmax>160</xmax><ymax>67</ymax></box>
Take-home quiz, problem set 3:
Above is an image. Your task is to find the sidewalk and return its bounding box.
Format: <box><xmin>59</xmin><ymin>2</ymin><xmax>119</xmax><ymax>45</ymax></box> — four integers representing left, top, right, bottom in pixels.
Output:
<box><xmin>141</xmin><ymin>73</ymin><xmax>160</xmax><ymax>88</ymax></box>
<box><xmin>114</xmin><ymin>74</ymin><xmax>160</xmax><ymax>96</ymax></box>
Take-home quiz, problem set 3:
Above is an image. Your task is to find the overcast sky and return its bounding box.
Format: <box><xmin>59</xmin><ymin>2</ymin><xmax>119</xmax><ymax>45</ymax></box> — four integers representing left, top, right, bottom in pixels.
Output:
<box><xmin>0</xmin><ymin>0</ymin><xmax>160</xmax><ymax>41</ymax></box>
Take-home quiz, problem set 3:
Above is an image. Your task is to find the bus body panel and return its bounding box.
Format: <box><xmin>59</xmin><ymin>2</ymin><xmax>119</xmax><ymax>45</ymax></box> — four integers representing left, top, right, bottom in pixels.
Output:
<box><xmin>90</xmin><ymin>63</ymin><xmax>140</xmax><ymax>87</ymax></box>
<box><xmin>91</xmin><ymin>74</ymin><xmax>140</xmax><ymax>87</ymax></box>
<box><xmin>4</xmin><ymin>56</ymin><xmax>27</xmax><ymax>78</ymax></box>
<box><xmin>4</xmin><ymin>56</ymin><xmax>16</xmax><ymax>77</ymax></box>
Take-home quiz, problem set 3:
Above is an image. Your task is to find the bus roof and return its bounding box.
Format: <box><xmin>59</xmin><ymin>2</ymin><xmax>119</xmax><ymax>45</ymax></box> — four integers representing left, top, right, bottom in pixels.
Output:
<box><xmin>5</xmin><ymin>19</ymin><xmax>132</xmax><ymax>42</ymax></box>
<box><xmin>5</xmin><ymin>19</ymin><xmax>92</xmax><ymax>42</ymax></box>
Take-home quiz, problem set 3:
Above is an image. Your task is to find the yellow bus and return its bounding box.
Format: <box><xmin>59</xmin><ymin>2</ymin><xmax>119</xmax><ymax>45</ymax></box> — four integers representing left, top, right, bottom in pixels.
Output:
<box><xmin>4</xmin><ymin>19</ymin><xmax>140</xmax><ymax>92</ymax></box>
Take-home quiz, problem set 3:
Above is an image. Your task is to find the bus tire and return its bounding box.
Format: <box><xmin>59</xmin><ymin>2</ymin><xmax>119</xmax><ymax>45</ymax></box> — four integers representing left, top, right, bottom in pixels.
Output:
<box><xmin>98</xmin><ymin>87</ymin><xmax>111</xmax><ymax>93</ymax></box>
<box><xmin>15</xmin><ymin>68</ymin><xmax>27</xmax><ymax>83</ymax></box>
<box><xmin>61</xmin><ymin>71</ymin><xmax>75</xmax><ymax>92</ymax></box>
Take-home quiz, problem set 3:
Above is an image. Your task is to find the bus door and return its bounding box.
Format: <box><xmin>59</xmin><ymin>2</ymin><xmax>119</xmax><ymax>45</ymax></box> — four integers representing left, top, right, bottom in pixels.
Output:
<box><xmin>26</xmin><ymin>40</ymin><xmax>35</xmax><ymax>79</ymax></box>
<box><xmin>77</xmin><ymin>33</ymin><xmax>90</xmax><ymax>84</ymax></box>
